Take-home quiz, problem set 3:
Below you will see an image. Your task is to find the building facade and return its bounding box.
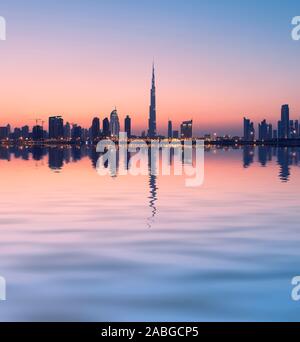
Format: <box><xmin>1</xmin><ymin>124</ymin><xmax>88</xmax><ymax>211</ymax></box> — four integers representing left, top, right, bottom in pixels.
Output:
<box><xmin>180</xmin><ymin>120</ymin><xmax>193</xmax><ymax>139</ymax></box>
<box><xmin>110</xmin><ymin>109</ymin><xmax>120</xmax><ymax>138</ymax></box>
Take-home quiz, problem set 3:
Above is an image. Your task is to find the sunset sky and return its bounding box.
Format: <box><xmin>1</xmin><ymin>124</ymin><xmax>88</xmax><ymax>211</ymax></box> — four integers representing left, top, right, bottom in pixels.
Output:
<box><xmin>0</xmin><ymin>0</ymin><xmax>300</xmax><ymax>135</ymax></box>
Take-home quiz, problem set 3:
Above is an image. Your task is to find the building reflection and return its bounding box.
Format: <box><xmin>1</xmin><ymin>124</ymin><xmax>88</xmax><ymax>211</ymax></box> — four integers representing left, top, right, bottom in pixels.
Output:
<box><xmin>1</xmin><ymin>145</ymin><xmax>300</xmax><ymax>185</ymax></box>
<box><xmin>242</xmin><ymin>146</ymin><xmax>300</xmax><ymax>182</ymax></box>
<box><xmin>243</xmin><ymin>146</ymin><xmax>255</xmax><ymax>168</ymax></box>
<box><xmin>277</xmin><ymin>148</ymin><xmax>290</xmax><ymax>182</ymax></box>
<box><xmin>48</xmin><ymin>147</ymin><xmax>64</xmax><ymax>170</ymax></box>
<box><xmin>147</xmin><ymin>148</ymin><xmax>158</xmax><ymax>228</ymax></box>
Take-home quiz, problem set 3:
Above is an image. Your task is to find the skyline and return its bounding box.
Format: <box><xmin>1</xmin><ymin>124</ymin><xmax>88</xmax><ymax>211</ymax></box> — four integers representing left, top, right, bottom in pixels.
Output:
<box><xmin>0</xmin><ymin>61</ymin><xmax>300</xmax><ymax>143</ymax></box>
<box><xmin>0</xmin><ymin>64</ymin><xmax>299</xmax><ymax>142</ymax></box>
<box><xmin>1</xmin><ymin>99</ymin><xmax>300</xmax><ymax>142</ymax></box>
<box><xmin>1</xmin><ymin>0</ymin><xmax>300</xmax><ymax>135</ymax></box>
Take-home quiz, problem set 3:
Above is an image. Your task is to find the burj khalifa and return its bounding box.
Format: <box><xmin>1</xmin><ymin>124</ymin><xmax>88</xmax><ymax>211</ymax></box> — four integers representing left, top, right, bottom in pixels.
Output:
<box><xmin>148</xmin><ymin>64</ymin><xmax>157</xmax><ymax>138</ymax></box>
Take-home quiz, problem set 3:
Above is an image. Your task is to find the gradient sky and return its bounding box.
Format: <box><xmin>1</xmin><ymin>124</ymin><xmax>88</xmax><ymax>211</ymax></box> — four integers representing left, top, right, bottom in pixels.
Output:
<box><xmin>0</xmin><ymin>0</ymin><xmax>300</xmax><ymax>135</ymax></box>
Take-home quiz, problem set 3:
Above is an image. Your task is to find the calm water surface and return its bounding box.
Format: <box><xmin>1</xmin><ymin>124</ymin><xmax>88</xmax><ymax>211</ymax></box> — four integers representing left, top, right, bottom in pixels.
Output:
<box><xmin>0</xmin><ymin>145</ymin><xmax>300</xmax><ymax>322</ymax></box>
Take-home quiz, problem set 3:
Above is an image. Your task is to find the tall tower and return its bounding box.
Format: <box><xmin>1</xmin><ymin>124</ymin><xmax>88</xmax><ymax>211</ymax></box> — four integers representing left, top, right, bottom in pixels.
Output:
<box><xmin>110</xmin><ymin>108</ymin><xmax>120</xmax><ymax>138</ymax></box>
<box><xmin>281</xmin><ymin>104</ymin><xmax>290</xmax><ymax>139</ymax></box>
<box><xmin>148</xmin><ymin>63</ymin><xmax>157</xmax><ymax>138</ymax></box>
<box><xmin>125</xmin><ymin>115</ymin><xmax>132</xmax><ymax>138</ymax></box>
<box><xmin>91</xmin><ymin>117</ymin><xmax>100</xmax><ymax>140</ymax></box>
<box><xmin>49</xmin><ymin>116</ymin><xmax>64</xmax><ymax>139</ymax></box>
<box><xmin>168</xmin><ymin>120</ymin><xmax>173</xmax><ymax>139</ymax></box>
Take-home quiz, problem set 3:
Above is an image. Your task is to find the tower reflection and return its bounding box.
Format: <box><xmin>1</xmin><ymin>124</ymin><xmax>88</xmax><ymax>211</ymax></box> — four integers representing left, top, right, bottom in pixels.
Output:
<box><xmin>147</xmin><ymin>148</ymin><xmax>158</xmax><ymax>229</ymax></box>
<box><xmin>1</xmin><ymin>145</ymin><xmax>300</xmax><ymax>186</ymax></box>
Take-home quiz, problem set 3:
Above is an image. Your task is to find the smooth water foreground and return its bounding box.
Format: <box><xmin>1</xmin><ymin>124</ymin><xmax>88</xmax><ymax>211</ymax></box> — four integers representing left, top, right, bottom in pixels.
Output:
<box><xmin>0</xmin><ymin>145</ymin><xmax>300</xmax><ymax>322</ymax></box>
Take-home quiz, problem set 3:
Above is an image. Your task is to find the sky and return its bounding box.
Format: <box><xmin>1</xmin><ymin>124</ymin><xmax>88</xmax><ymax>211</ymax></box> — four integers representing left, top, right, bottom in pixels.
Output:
<box><xmin>0</xmin><ymin>0</ymin><xmax>300</xmax><ymax>136</ymax></box>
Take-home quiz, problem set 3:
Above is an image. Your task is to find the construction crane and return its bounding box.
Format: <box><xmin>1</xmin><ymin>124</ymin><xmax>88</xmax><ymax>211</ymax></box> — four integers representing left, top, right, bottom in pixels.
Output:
<box><xmin>30</xmin><ymin>118</ymin><xmax>45</xmax><ymax>141</ymax></box>
<box><xmin>31</xmin><ymin>118</ymin><xmax>43</xmax><ymax>127</ymax></box>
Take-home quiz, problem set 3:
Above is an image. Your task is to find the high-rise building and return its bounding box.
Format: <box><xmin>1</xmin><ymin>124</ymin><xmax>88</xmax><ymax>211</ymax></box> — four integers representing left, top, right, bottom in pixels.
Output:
<box><xmin>173</xmin><ymin>130</ymin><xmax>179</xmax><ymax>139</ymax></box>
<box><xmin>295</xmin><ymin>120</ymin><xmax>299</xmax><ymax>138</ymax></box>
<box><xmin>102</xmin><ymin>117</ymin><xmax>110</xmax><ymax>137</ymax></box>
<box><xmin>243</xmin><ymin>117</ymin><xmax>255</xmax><ymax>141</ymax></box>
<box><xmin>21</xmin><ymin>126</ymin><xmax>30</xmax><ymax>139</ymax></box>
<box><xmin>180</xmin><ymin>120</ymin><xmax>193</xmax><ymax>139</ymax></box>
<box><xmin>148</xmin><ymin>64</ymin><xmax>157</xmax><ymax>138</ymax></box>
<box><xmin>82</xmin><ymin>128</ymin><xmax>89</xmax><ymax>141</ymax></box>
<box><xmin>125</xmin><ymin>115</ymin><xmax>131</xmax><ymax>138</ymax></box>
<box><xmin>91</xmin><ymin>117</ymin><xmax>100</xmax><ymax>140</ymax></box>
<box><xmin>280</xmin><ymin>104</ymin><xmax>290</xmax><ymax>139</ymax></box>
<box><xmin>64</xmin><ymin>122</ymin><xmax>71</xmax><ymax>139</ymax></box>
<box><xmin>32</xmin><ymin>125</ymin><xmax>44</xmax><ymax>141</ymax></box>
<box><xmin>13</xmin><ymin>128</ymin><xmax>22</xmax><ymax>140</ymax></box>
<box><xmin>268</xmin><ymin>124</ymin><xmax>273</xmax><ymax>140</ymax></box>
<box><xmin>71</xmin><ymin>125</ymin><xmax>82</xmax><ymax>140</ymax></box>
<box><xmin>258</xmin><ymin>119</ymin><xmax>272</xmax><ymax>141</ymax></box>
<box><xmin>278</xmin><ymin>121</ymin><xmax>283</xmax><ymax>139</ymax></box>
<box><xmin>110</xmin><ymin>108</ymin><xmax>120</xmax><ymax>138</ymax></box>
<box><xmin>49</xmin><ymin>116</ymin><xmax>64</xmax><ymax>139</ymax></box>
<box><xmin>0</xmin><ymin>126</ymin><xmax>9</xmax><ymax>140</ymax></box>
<box><xmin>168</xmin><ymin>120</ymin><xmax>173</xmax><ymax>139</ymax></box>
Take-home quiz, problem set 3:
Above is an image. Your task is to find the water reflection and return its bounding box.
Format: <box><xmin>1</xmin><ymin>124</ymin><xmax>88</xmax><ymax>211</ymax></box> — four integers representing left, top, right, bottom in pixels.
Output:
<box><xmin>147</xmin><ymin>149</ymin><xmax>158</xmax><ymax>228</ymax></box>
<box><xmin>1</xmin><ymin>144</ymin><xmax>300</xmax><ymax>322</ymax></box>
<box><xmin>1</xmin><ymin>145</ymin><xmax>300</xmax><ymax>183</ymax></box>
<box><xmin>240</xmin><ymin>146</ymin><xmax>300</xmax><ymax>182</ymax></box>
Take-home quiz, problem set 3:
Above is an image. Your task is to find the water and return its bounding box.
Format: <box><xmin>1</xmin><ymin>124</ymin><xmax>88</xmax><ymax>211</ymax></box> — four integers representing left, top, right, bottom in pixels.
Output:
<box><xmin>0</xmin><ymin>145</ymin><xmax>300</xmax><ymax>322</ymax></box>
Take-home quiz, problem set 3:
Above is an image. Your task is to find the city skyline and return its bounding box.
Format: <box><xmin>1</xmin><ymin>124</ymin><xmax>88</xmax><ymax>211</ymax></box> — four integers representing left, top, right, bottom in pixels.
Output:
<box><xmin>1</xmin><ymin>101</ymin><xmax>300</xmax><ymax>142</ymax></box>
<box><xmin>1</xmin><ymin>0</ymin><xmax>300</xmax><ymax>136</ymax></box>
<box><xmin>1</xmin><ymin>64</ymin><xmax>300</xmax><ymax>142</ymax></box>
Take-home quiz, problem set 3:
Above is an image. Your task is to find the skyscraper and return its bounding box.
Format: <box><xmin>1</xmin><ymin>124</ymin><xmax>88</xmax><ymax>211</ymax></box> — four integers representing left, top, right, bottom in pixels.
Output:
<box><xmin>91</xmin><ymin>117</ymin><xmax>100</xmax><ymax>140</ymax></box>
<box><xmin>71</xmin><ymin>124</ymin><xmax>82</xmax><ymax>140</ymax></box>
<box><xmin>281</xmin><ymin>104</ymin><xmax>290</xmax><ymax>139</ymax></box>
<box><xmin>110</xmin><ymin>108</ymin><xmax>120</xmax><ymax>138</ymax></box>
<box><xmin>168</xmin><ymin>120</ymin><xmax>173</xmax><ymax>139</ymax></box>
<box><xmin>180</xmin><ymin>120</ymin><xmax>193</xmax><ymax>139</ymax></box>
<box><xmin>243</xmin><ymin>117</ymin><xmax>255</xmax><ymax>141</ymax></box>
<box><xmin>49</xmin><ymin>116</ymin><xmax>64</xmax><ymax>139</ymax></box>
<box><xmin>32</xmin><ymin>125</ymin><xmax>44</xmax><ymax>141</ymax></box>
<box><xmin>102</xmin><ymin>117</ymin><xmax>110</xmax><ymax>137</ymax></box>
<box><xmin>21</xmin><ymin>126</ymin><xmax>30</xmax><ymax>139</ymax></box>
<box><xmin>295</xmin><ymin>120</ymin><xmax>299</xmax><ymax>138</ymax></box>
<box><xmin>148</xmin><ymin>64</ymin><xmax>157</xmax><ymax>138</ymax></box>
<box><xmin>0</xmin><ymin>126</ymin><xmax>9</xmax><ymax>140</ymax></box>
<box><xmin>125</xmin><ymin>115</ymin><xmax>131</xmax><ymax>138</ymax></box>
<box><xmin>64</xmin><ymin>122</ymin><xmax>71</xmax><ymax>139</ymax></box>
<box><xmin>258</xmin><ymin>119</ymin><xmax>272</xmax><ymax>141</ymax></box>
<box><xmin>173</xmin><ymin>130</ymin><xmax>179</xmax><ymax>139</ymax></box>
